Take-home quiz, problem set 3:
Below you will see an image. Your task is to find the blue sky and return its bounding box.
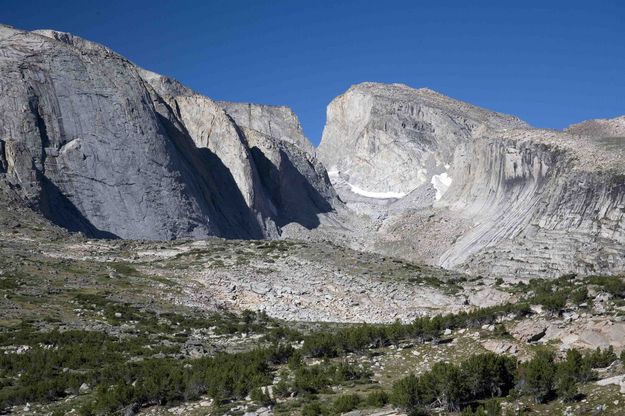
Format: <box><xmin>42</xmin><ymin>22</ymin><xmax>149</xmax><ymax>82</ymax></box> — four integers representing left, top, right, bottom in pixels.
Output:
<box><xmin>2</xmin><ymin>0</ymin><xmax>624</xmax><ymax>145</ymax></box>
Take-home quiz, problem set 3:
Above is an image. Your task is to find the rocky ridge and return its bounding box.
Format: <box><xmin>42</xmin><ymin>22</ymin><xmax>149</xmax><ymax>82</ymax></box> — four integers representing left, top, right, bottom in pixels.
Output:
<box><xmin>0</xmin><ymin>25</ymin><xmax>337</xmax><ymax>240</ymax></box>
<box><xmin>318</xmin><ymin>82</ymin><xmax>625</xmax><ymax>278</ymax></box>
<box><xmin>566</xmin><ymin>115</ymin><xmax>625</xmax><ymax>139</ymax></box>
<box><xmin>2</xmin><ymin>25</ymin><xmax>625</xmax><ymax>280</ymax></box>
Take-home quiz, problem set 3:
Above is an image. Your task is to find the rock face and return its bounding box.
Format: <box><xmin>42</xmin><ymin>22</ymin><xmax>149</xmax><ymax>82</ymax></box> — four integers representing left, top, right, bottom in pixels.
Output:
<box><xmin>217</xmin><ymin>101</ymin><xmax>317</xmax><ymax>156</ymax></box>
<box><xmin>319</xmin><ymin>82</ymin><xmax>625</xmax><ymax>278</ymax></box>
<box><xmin>2</xmin><ymin>25</ymin><xmax>625</xmax><ymax>279</ymax></box>
<box><xmin>0</xmin><ymin>25</ymin><xmax>336</xmax><ymax>239</ymax></box>
<box><xmin>319</xmin><ymin>83</ymin><xmax>528</xmax><ymax>196</ymax></box>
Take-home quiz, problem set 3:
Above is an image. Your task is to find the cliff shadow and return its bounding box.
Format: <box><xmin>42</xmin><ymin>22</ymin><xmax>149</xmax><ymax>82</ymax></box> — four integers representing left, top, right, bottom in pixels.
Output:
<box><xmin>156</xmin><ymin>112</ymin><xmax>265</xmax><ymax>239</ymax></box>
<box><xmin>249</xmin><ymin>146</ymin><xmax>333</xmax><ymax>229</ymax></box>
<box><xmin>38</xmin><ymin>174</ymin><xmax>119</xmax><ymax>239</ymax></box>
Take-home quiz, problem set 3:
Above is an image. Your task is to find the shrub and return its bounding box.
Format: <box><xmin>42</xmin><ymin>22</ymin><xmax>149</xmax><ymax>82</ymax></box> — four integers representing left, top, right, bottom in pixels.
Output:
<box><xmin>292</xmin><ymin>361</ymin><xmax>371</xmax><ymax>395</ymax></box>
<box><xmin>583</xmin><ymin>346</ymin><xmax>617</xmax><ymax>368</ymax></box>
<box><xmin>570</xmin><ymin>287</ymin><xmax>589</xmax><ymax>304</ymax></box>
<box><xmin>391</xmin><ymin>353</ymin><xmax>515</xmax><ymax>412</ymax></box>
<box><xmin>301</xmin><ymin>401</ymin><xmax>325</xmax><ymax>416</ymax></box>
<box><xmin>272</xmin><ymin>379</ymin><xmax>290</xmax><ymax>399</ymax></box>
<box><xmin>293</xmin><ymin>365</ymin><xmax>332</xmax><ymax>395</ymax></box>
<box><xmin>461</xmin><ymin>353</ymin><xmax>516</xmax><ymax>399</ymax></box>
<box><xmin>587</xmin><ymin>275</ymin><xmax>625</xmax><ymax>298</ymax></box>
<box><xmin>251</xmin><ymin>387</ymin><xmax>274</xmax><ymax>406</ymax></box>
<box><xmin>391</xmin><ymin>374</ymin><xmax>423</xmax><ymax>411</ymax></box>
<box><xmin>302</xmin><ymin>303</ymin><xmax>531</xmax><ymax>358</ymax></box>
<box><xmin>532</xmin><ymin>290</ymin><xmax>567</xmax><ymax>312</ymax></box>
<box><xmin>517</xmin><ymin>349</ymin><xmax>556</xmax><ymax>403</ymax></box>
<box><xmin>333</xmin><ymin>394</ymin><xmax>361</xmax><ymax>413</ymax></box>
<box><xmin>365</xmin><ymin>389</ymin><xmax>389</xmax><ymax>407</ymax></box>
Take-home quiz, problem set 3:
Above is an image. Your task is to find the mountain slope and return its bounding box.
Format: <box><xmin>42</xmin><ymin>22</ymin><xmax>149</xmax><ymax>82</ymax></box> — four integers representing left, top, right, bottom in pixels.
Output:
<box><xmin>0</xmin><ymin>25</ymin><xmax>337</xmax><ymax>239</ymax></box>
<box><xmin>319</xmin><ymin>82</ymin><xmax>625</xmax><ymax>278</ymax></box>
<box><xmin>566</xmin><ymin>115</ymin><xmax>625</xmax><ymax>138</ymax></box>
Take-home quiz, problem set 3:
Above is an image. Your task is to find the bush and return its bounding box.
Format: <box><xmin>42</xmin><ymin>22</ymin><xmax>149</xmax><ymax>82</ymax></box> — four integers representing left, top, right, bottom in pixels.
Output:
<box><xmin>518</xmin><ymin>349</ymin><xmax>556</xmax><ymax>403</ymax></box>
<box><xmin>272</xmin><ymin>379</ymin><xmax>290</xmax><ymax>399</ymax></box>
<box><xmin>391</xmin><ymin>374</ymin><xmax>423</xmax><ymax>411</ymax></box>
<box><xmin>391</xmin><ymin>353</ymin><xmax>516</xmax><ymax>412</ymax></box>
<box><xmin>293</xmin><ymin>365</ymin><xmax>332</xmax><ymax>395</ymax></box>
<box><xmin>301</xmin><ymin>401</ymin><xmax>325</xmax><ymax>416</ymax></box>
<box><xmin>333</xmin><ymin>394</ymin><xmax>361</xmax><ymax>413</ymax></box>
<box><xmin>365</xmin><ymin>389</ymin><xmax>389</xmax><ymax>407</ymax></box>
<box><xmin>250</xmin><ymin>387</ymin><xmax>273</xmax><ymax>406</ymax></box>
<box><xmin>570</xmin><ymin>287</ymin><xmax>589</xmax><ymax>304</ymax></box>
<box><xmin>532</xmin><ymin>290</ymin><xmax>567</xmax><ymax>312</ymax></box>
<box><xmin>587</xmin><ymin>275</ymin><xmax>625</xmax><ymax>298</ymax></box>
<box><xmin>461</xmin><ymin>353</ymin><xmax>516</xmax><ymax>398</ymax></box>
<box><xmin>292</xmin><ymin>361</ymin><xmax>371</xmax><ymax>395</ymax></box>
<box><xmin>302</xmin><ymin>304</ymin><xmax>531</xmax><ymax>358</ymax></box>
<box><xmin>583</xmin><ymin>346</ymin><xmax>617</xmax><ymax>368</ymax></box>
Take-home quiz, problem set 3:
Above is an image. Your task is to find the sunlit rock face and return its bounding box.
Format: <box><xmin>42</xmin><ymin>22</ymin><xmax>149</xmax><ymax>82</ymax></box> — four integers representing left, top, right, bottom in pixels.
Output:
<box><xmin>318</xmin><ymin>82</ymin><xmax>527</xmax><ymax>199</ymax></box>
<box><xmin>0</xmin><ymin>25</ymin><xmax>337</xmax><ymax>239</ymax></box>
<box><xmin>319</xmin><ymin>82</ymin><xmax>625</xmax><ymax>278</ymax></box>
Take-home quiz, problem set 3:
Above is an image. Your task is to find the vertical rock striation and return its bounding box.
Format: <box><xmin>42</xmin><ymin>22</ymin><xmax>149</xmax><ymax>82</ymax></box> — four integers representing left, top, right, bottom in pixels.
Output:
<box><xmin>319</xmin><ymin>82</ymin><xmax>625</xmax><ymax>278</ymax></box>
<box><xmin>0</xmin><ymin>25</ymin><xmax>336</xmax><ymax>240</ymax></box>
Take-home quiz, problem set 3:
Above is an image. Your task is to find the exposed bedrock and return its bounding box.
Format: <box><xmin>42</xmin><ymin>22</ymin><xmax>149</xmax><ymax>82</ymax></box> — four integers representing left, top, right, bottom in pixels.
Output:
<box><xmin>1</xmin><ymin>25</ymin><xmax>623</xmax><ymax>279</ymax></box>
<box><xmin>0</xmin><ymin>25</ymin><xmax>337</xmax><ymax>239</ymax></box>
<box><xmin>319</xmin><ymin>82</ymin><xmax>625</xmax><ymax>278</ymax></box>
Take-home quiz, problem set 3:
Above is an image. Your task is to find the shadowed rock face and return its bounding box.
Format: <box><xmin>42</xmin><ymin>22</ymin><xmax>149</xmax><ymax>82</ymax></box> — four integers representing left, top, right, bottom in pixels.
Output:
<box><xmin>0</xmin><ymin>25</ymin><xmax>336</xmax><ymax>239</ymax></box>
<box><xmin>319</xmin><ymin>82</ymin><xmax>625</xmax><ymax>278</ymax></box>
<box><xmin>139</xmin><ymin>69</ymin><xmax>340</xmax><ymax>235</ymax></box>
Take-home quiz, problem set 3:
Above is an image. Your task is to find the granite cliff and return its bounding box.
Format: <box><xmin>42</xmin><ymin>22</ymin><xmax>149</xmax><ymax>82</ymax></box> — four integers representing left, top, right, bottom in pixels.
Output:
<box><xmin>318</xmin><ymin>83</ymin><xmax>625</xmax><ymax>278</ymax></box>
<box><xmin>0</xmin><ymin>25</ymin><xmax>337</xmax><ymax>240</ymax></box>
<box><xmin>1</xmin><ymin>25</ymin><xmax>624</xmax><ymax>279</ymax></box>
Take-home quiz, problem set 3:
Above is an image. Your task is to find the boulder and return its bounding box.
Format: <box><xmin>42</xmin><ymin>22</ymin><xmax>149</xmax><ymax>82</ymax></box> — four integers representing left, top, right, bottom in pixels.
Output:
<box><xmin>512</xmin><ymin>319</ymin><xmax>549</xmax><ymax>343</ymax></box>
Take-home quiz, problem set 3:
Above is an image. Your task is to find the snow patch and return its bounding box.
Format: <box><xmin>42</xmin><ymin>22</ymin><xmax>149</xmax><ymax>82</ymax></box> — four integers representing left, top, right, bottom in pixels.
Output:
<box><xmin>347</xmin><ymin>183</ymin><xmax>406</xmax><ymax>199</ymax></box>
<box><xmin>431</xmin><ymin>172</ymin><xmax>452</xmax><ymax>200</ymax></box>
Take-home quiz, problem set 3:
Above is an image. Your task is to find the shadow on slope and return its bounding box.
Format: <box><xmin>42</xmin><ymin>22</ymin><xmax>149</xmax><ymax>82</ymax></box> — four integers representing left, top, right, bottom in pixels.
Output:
<box><xmin>156</xmin><ymin>112</ymin><xmax>266</xmax><ymax>239</ymax></box>
<box><xmin>250</xmin><ymin>146</ymin><xmax>333</xmax><ymax>229</ymax></box>
<box><xmin>38</xmin><ymin>175</ymin><xmax>119</xmax><ymax>239</ymax></box>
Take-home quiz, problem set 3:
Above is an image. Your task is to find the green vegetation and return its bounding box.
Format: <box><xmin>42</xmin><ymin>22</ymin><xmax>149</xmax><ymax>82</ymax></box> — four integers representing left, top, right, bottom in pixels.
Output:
<box><xmin>365</xmin><ymin>389</ymin><xmax>389</xmax><ymax>407</ymax></box>
<box><xmin>0</xmin><ymin>301</ymin><xmax>531</xmax><ymax>414</ymax></box>
<box><xmin>0</xmin><ymin>303</ymin><xmax>298</xmax><ymax>414</ymax></box>
<box><xmin>391</xmin><ymin>345</ymin><xmax>618</xmax><ymax>414</ymax></box>
<box><xmin>2</xmin><ymin>251</ymin><xmax>624</xmax><ymax>416</ymax></box>
<box><xmin>391</xmin><ymin>353</ymin><xmax>516</xmax><ymax>412</ymax></box>
<box><xmin>518</xmin><ymin>274</ymin><xmax>625</xmax><ymax>313</ymax></box>
<box><xmin>0</xmin><ymin>325</ymin><xmax>174</xmax><ymax>411</ymax></box>
<box><xmin>302</xmin><ymin>303</ymin><xmax>530</xmax><ymax>358</ymax></box>
<box><xmin>288</xmin><ymin>361</ymin><xmax>372</xmax><ymax>396</ymax></box>
<box><xmin>517</xmin><ymin>349</ymin><xmax>557</xmax><ymax>403</ymax></box>
<box><xmin>332</xmin><ymin>393</ymin><xmax>361</xmax><ymax>413</ymax></box>
<box><xmin>72</xmin><ymin>293</ymin><xmax>295</xmax><ymax>339</ymax></box>
<box><xmin>82</xmin><ymin>347</ymin><xmax>280</xmax><ymax>415</ymax></box>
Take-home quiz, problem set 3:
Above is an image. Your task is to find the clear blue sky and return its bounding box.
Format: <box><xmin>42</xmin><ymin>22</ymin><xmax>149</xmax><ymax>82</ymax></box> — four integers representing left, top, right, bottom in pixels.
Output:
<box><xmin>2</xmin><ymin>0</ymin><xmax>624</xmax><ymax>145</ymax></box>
